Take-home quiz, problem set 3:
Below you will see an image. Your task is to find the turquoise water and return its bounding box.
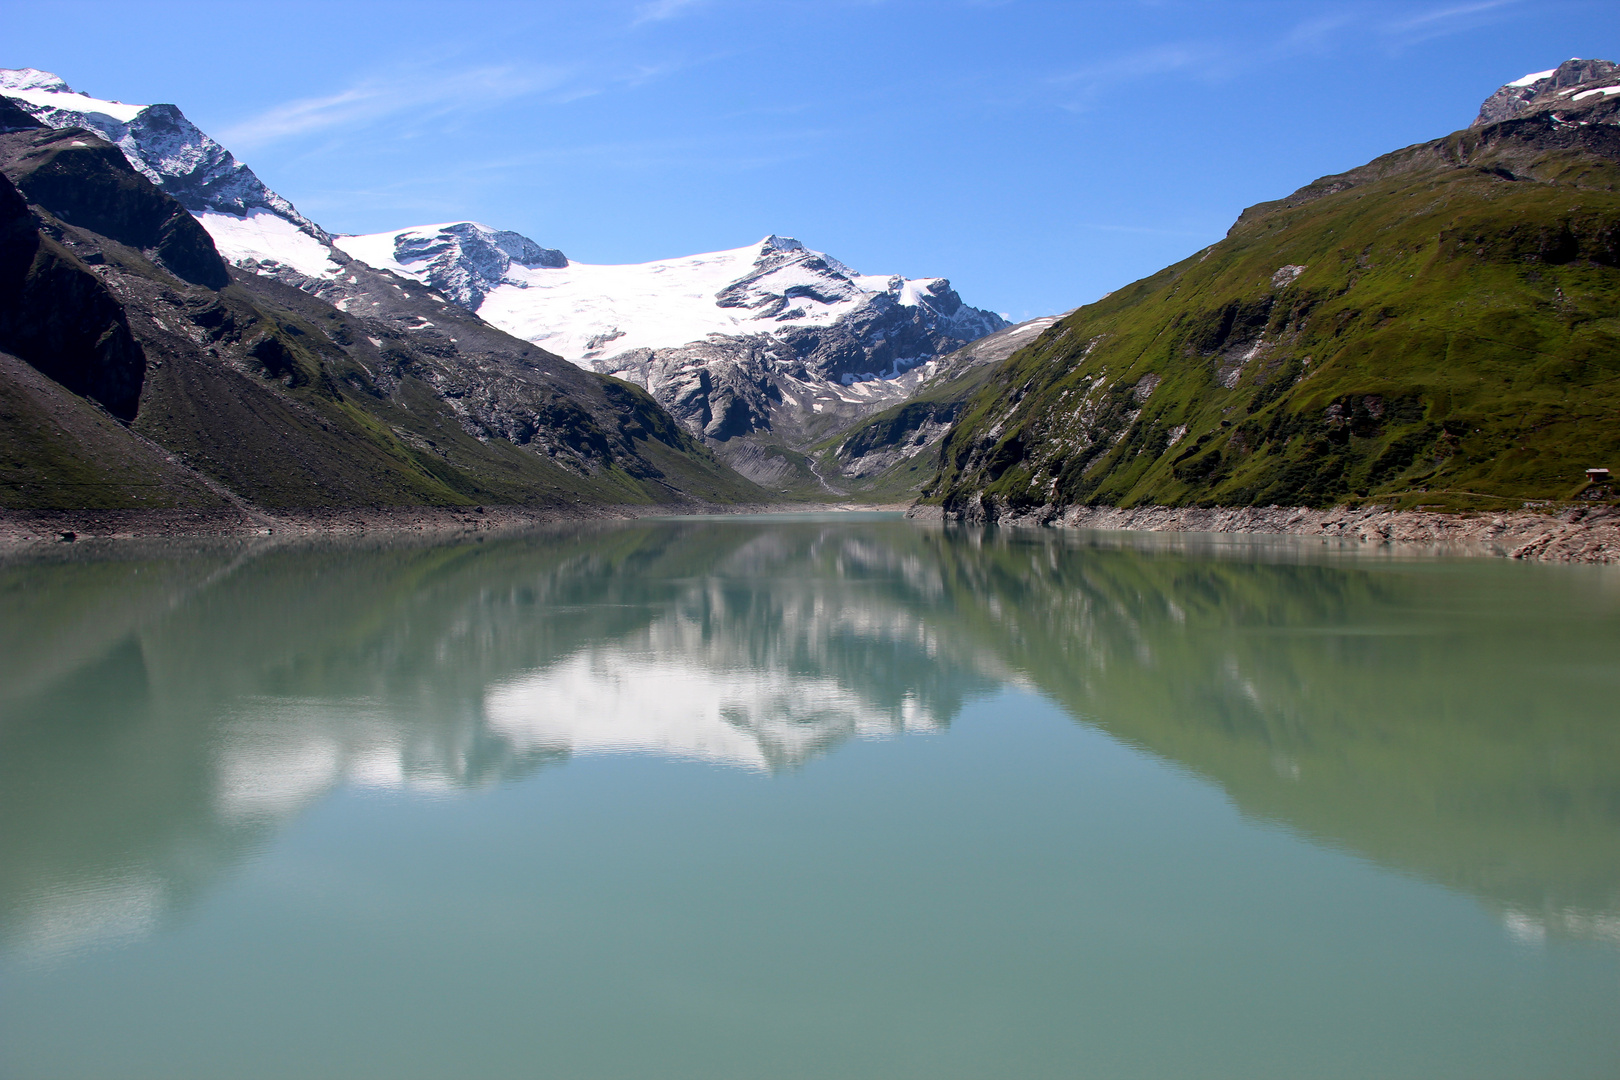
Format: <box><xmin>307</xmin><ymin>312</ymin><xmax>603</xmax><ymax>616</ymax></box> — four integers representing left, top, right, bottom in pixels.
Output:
<box><xmin>1</xmin><ymin>517</ymin><xmax>1617</xmax><ymax>1079</ymax></box>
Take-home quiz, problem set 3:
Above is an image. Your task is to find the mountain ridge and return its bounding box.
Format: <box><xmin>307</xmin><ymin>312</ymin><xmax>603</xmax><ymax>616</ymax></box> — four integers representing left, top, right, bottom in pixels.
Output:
<box><xmin>0</xmin><ymin>67</ymin><xmax>1017</xmax><ymax>496</ymax></box>
<box><xmin>0</xmin><ymin>68</ymin><xmax>326</xmax><ymax>239</ymax></box>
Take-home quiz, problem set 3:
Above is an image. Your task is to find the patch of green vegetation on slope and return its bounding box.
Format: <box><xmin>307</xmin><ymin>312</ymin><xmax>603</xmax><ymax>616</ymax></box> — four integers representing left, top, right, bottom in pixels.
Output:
<box><xmin>0</xmin><ymin>349</ymin><xmax>230</xmax><ymax>511</ymax></box>
<box><xmin>929</xmin><ymin>104</ymin><xmax>1620</xmax><ymax>516</ymax></box>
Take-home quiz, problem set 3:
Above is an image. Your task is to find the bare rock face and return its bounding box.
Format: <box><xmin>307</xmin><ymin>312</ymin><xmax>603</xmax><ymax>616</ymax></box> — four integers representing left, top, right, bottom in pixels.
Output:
<box><xmin>0</xmin><ymin>96</ymin><xmax>42</xmax><ymax>134</ymax></box>
<box><xmin>0</xmin><ymin>69</ymin><xmax>326</xmax><ymax>240</ymax></box>
<box><xmin>0</xmin><ymin>169</ymin><xmax>148</xmax><ymax>420</ymax></box>
<box><xmin>1473</xmin><ymin>58</ymin><xmax>1620</xmax><ymax>127</ymax></box>
<box><xmin>388</xmin><ymin>222</ymin><xmax>566</xmax><ymax>309</ymax></box>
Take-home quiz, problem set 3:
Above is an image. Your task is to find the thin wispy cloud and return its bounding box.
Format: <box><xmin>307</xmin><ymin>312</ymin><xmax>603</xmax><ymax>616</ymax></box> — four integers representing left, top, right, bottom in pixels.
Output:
<box><xmin>1280</xmin><ymin>11</ymin><xmax>1359</xmax><ymax>50</ymax></box>
<box><xmin>1050</xmin><ymin>42</ymin><xmax>1219</xmax><ymax>87</ymax></box>
<box><xmin>469</xmin><ymin>125</ymin><xmax>837</xmax><ymax>173</ymax></box>
<box><xmin>220</xmin><ymin>65</ymin><xmax>573</xmax><ymax>149</ymax></box>
<box><xmin>1041</xmin><ymin>0</ymin><xmax>1521</xmax><ymax>114</ymax></box>
<box><xmin>1047</xmin><ymin>41</ymin><xmax>1229</xmax><ymax>111</ymax></box>
<box><xmin>1076</xmin><ymin>222</ymin><xmax>1210</xmax><ymax>238</ymax></box>
<box><xmin>1387</xmin><ymin>0</ymin><xmax>1516</xmax><ymax>31</ymax></box>
<box><xmin>292</xmin><ymin>122</ymin><xmax>839</xmax><ymax>222</ymax></box>
<box><xmin>1380</xmin><ymin>0</ymin><xmax>1523</xmax><ymax>45</ymax></box>
<box><xmin>632</xmin><ymin>0</ymin><xmax>707</xmax><ymax>26</ymax></box>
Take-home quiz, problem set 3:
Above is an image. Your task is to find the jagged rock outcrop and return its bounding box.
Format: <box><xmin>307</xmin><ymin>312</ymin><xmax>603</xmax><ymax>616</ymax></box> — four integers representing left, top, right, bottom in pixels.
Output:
<box><xmin>0</xmin><ymin>68</ymin><xmax>325</xmax><ymax>237</ymax></box>
<box><xmin>1473</xmin><ymin>58</ymin><xmax>1620</xmax><ymax>127</ymax></box>
<box><xmin>385</xmin><ymin>222</ymin><xmax>567</xmax><ymax>308</ymax></box>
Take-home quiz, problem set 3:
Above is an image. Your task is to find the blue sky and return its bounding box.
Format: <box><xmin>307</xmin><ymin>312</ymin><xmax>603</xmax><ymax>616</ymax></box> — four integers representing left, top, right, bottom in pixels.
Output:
<box><xmin>5</xmin><ymin>0</ymin><xmax>1619</xmax><ymax>318</ymax></box>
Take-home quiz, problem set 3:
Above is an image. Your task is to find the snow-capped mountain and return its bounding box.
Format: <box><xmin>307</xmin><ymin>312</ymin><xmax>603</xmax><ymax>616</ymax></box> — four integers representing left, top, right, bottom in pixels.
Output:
<box><xmin>0</xmin><ymin>67</ymin><xmax>328</xmax><ymax>263</ymax></box>
<box><xmin>336</xmin><ymin>225</ymin><xmax>1005</xmax><ymax>371</ymax></box>
<box><xmin>338</xmin><ymin>225</ymin><xmax>1004</xmax><ymax>369</ymax></box>
<box><xmin>2</xmin><ymin>67</ymin><xmax>1017</xmax><ymax>480</ymax></box>
<box><xmin>336</xmin><ymin>224</ymin><xmax>1009</xmax><ymax>453</ymax></box>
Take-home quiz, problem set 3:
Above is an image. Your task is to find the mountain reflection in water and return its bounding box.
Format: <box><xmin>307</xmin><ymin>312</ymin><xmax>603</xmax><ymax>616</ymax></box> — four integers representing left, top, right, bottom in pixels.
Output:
<box><xmin>1</xmin><ymin>518</ymin><xmax>1617</xmax><ymax>960</ymax></box>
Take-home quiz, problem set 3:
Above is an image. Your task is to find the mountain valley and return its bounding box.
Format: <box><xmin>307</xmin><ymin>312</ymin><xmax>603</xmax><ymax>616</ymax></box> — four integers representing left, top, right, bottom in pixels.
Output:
<box><xmin>4</xmin><ymin>58</ymin><xmax>1620</xmax><ymax>548</ymax></box>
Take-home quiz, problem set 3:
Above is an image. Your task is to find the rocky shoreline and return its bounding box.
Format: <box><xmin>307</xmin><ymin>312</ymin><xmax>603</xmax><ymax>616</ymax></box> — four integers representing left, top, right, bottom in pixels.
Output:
<box><xmin>0</xmin><ymin>505</ymin><xmax>619</xmax><ymax>546</ymax></box>
<box><xmin>0</xmin><ymin>500</ymin><xmax>915</xmax><ymax>547</ymax></box>
<box><xmin>905</xmin><ymin>501</ymin><xmax>1620</xmax><ymax>563</ymax></box>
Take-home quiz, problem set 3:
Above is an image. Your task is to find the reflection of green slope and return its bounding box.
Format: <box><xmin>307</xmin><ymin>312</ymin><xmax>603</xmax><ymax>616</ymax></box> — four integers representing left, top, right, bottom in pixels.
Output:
<box><xmin>0</xmin><ymin>540</ymin><xmax>261</xmax><ymax>707</ymax></box>
<box><xmin>924</xmin><ymin>526</ymin><xmax>1620</xmax><ymax>938</ymax></box>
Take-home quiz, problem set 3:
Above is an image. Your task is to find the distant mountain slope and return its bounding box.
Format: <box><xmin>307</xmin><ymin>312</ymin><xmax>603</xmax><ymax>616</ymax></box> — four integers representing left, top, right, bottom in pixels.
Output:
<box><xmin>335</xmin><ymin>226</ymin><xmax>1005</xmax><ymax>374</ymax></box>
<box><xmin>926</xmin><ymin>59</ymin><xmax>1620</xmax><ymax>521</ymax></box>
<box><xmin>0</xmin><ymin>122</ymin><xmax>760</xmax><ymax>515</ymax></box>
<box><xmin>337</xmin><ymin>225</ymin><xmax>1012</xmax><ymax>483</ymax></box>
<box><xmin>799</xmin><ymin>315</ymin><xmax>1065</xmax><ymax>501</ymax></box>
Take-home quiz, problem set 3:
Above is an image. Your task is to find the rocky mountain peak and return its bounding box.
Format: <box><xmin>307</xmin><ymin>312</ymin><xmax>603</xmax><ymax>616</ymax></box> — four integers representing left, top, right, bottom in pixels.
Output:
<box><xmin>0</xmin><ymin>68</ymin><xmax>73</xmax><ymax>95</ymax></box>
<box><xmin>1473</xmin><ymin>58</ymin><xmax>1620</xmax><ymax>127</ymax></box>
<box><xmin>380</xmin><ymin>221</ymin><xmax>568</xmax><ymax>308</ymax></box>
<box><xmin>760</xmin><ymin>234</ymin><xmax>806</xmax><ymax>254</ymax></box>
<box><xmin>0</xmin><ymin>68</ymin><xmax>326</xmax><ymax>241</ymax></box>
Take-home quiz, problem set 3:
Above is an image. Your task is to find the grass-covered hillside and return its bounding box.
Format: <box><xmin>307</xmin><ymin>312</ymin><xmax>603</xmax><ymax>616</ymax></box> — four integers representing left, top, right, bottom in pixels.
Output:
<box><xmin>927</xmin><ymin>83</ymin><xmax>1620</xmax><ymax>517</ymax></box>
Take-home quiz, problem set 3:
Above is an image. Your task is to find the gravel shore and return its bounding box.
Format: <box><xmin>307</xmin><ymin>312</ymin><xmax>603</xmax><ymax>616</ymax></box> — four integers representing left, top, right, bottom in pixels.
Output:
<box><xmin>0</xmin><ymin>501</ymin><xmax>912</xmax><ymax>547</ymax></box>
<box><xmin>906</xmin><ymin>501</ymin><xmax>1620</xmax><ymax>563</ymax></box>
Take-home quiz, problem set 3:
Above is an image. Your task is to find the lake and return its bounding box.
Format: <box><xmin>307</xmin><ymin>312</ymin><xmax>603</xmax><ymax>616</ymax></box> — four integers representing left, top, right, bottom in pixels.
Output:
<box><xmin>1</xmin><ymin>515</ymin><xmax>1617</xmax><ymax>1079</ymax></box>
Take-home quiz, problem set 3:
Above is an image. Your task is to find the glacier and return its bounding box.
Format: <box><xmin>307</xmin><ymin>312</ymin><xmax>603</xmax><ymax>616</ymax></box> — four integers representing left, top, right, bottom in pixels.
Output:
<box><xmin>336</xmin><ymin>224</ymin><xmax>1005</xmax><ymax>369</ymax></box>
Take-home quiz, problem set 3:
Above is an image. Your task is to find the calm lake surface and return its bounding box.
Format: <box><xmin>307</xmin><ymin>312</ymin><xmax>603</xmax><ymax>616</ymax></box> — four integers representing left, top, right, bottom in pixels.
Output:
<box><xmin>1</xmin><ymin>514</ymin><xmax>1617</xmax><ymax>1079</ymax></box>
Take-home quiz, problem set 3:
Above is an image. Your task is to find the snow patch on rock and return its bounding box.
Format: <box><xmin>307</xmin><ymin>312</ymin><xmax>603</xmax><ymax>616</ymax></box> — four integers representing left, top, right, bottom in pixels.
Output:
<box><xmin>196</xmin><ymin>209</ymin><xmax>341</xmax><ymax>279</ymax></box>
<box><xmin>1508</xmin><ymin>67</ymin><xmax>1560</xmax><ymax>88</ymax></box>
<box><xmin>0</xmin><ymin>68</ymin><xmax>145</xmax><ymax>122</ymax></box>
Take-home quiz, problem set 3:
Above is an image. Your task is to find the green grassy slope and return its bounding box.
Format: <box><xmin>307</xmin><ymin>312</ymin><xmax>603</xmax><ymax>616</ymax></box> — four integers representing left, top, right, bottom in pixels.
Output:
<box><xmin>0</xmin><ymin>349</ymin><xmax>230</xmax><ymax>511</ymax></box>
<box><xmin>929</xmin><ymin>99</ymin><xmax>1620</xmax><ymax>516</ymax></box>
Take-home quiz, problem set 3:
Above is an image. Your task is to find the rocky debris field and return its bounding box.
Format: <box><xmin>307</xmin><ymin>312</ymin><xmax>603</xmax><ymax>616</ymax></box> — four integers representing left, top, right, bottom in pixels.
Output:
<box><xmin>909</xmin><ymin>501</ymin><xmax>1620</xmax><ymax>563</ymax></box>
